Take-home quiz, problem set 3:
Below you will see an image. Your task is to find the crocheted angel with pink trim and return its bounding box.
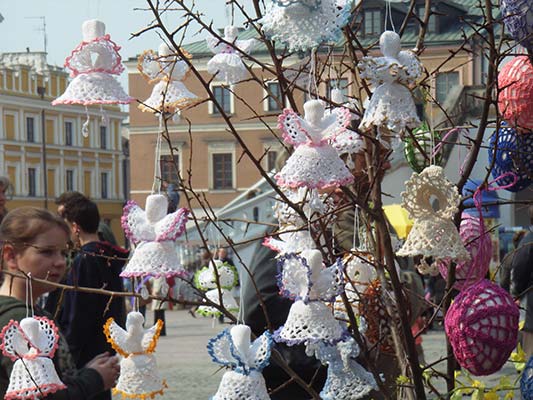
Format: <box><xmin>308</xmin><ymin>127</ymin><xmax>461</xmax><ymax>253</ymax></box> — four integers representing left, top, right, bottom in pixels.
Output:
<box><xmin>121</xmin><ymin>194</ymin><xmax>189</xmax><ymax>278</ymax></box>
<box><xmin>52</xmin><ymin>19</ymin><xmax>133</xmax><ymax>107</ymax></box>
<box><xmin>275</xmin><ymin>249</ymin><xmax>346</xmax><ymax>346</ymax></box>
<box><xmin>0</xmin><ymin>317</ymin><xmax>65</xmax><ymax>400</ymax></box>
<box><xmin>276</xmin><ymin>100</ymin><xmax>354</xmax><ymax>189</ymax></box>
<box><xmin>206</xmin><ymin>25</ymin><xmax>258</xmax><ymax>85</ymax></box>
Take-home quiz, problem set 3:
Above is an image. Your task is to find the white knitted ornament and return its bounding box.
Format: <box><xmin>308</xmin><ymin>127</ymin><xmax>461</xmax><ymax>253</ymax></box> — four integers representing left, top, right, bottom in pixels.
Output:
<box><xmin>197</xmin><ymin>288</ymin><xmax>239</xmax><ymax>318</ymax></box>
<box><xmin>358</xmin><ymin>31</ymin><xmax>422</xmax><ymax>138</ymax></box>
<box><xmin>276</xmin><ymin>100</ymin><xmax>354</xmax><ymax>189</ymax></box>
<box><xmin>263</xmin><ymin>226</ymin><xmax>316</xmax><ymax>255</ymax></box>
<box><xmin>329</xmin><ymin>89</ymin><xmax>366</xmax><ymax>158</ymax></box>
<box><xmin>52</xmin><ymin>19</ymin><xmax>132</xmax><ymax>106</ymax></box>
<box><xmin>121</xmin><ymin>194</ymin><xmax>189</xmax><ymax>278</ymax></box>
<box><xmin>0</xmin><ymin>317</ymin><xmax>66</xmax><ymax>400</ymax></box>
<box><xmin>396</xmin><ymin>166</ymin><xmax>470</xmax><ymax>267</ymax></box>
<box><xmin>208</xmin><ymin>325</ymin><xmax>272</xmax><ymax>400</ymax></box>
<box><xmin>206</xmin><ymin>25</ymin><xmax>257</xmax><ymax>85</ymax></box>
<box><xmin>194</xmin><ymin>260</ymin><xmax>239</xmax><ymax>291</ymax></box>
<box><xmin>104</xmin><ymin>312</ymin><xmax>166</xmax><ymax>399</ymax></box>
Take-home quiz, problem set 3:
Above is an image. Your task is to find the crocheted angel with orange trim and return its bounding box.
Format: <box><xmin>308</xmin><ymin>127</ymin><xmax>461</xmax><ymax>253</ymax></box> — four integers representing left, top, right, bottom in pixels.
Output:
<box><xmin>0</xmin><ymin>317</ymin><xmax>66</xmax><ymax>400</ymax></box>
<box><xmin>138</xmin><ymin>43</ymin><xmax>200</xmax><ymax>114</ymax></box>
<box><xmin>104</xmin><ymin>311</ymin><xmax>166</xmax><ymax>399</ymax></box>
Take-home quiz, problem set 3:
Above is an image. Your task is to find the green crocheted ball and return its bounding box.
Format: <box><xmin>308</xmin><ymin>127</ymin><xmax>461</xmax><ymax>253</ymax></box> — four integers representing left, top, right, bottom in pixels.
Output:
<box><xmin>403</xmin><ymin>123</ymin><xmax>442</xmax><ymax>172</ymax></box>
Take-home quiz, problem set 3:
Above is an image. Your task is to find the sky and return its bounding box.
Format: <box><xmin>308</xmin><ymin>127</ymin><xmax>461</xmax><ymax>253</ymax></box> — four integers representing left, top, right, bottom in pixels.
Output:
<box><xmin>0</xmin><ymin>0</ymin><xmax>254</xmax><ymax>68</ymax></box>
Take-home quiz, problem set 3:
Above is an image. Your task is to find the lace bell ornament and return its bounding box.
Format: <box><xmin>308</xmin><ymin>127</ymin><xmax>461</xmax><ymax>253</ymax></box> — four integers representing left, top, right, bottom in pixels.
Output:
<box><xmin>358</xmin><ymin>31</ymin><xmax>422</xmax><ymax>145</ymax></box>
<box><xmin>194</xmin><ymin>260</ymin><xmax>239</xmax><ymax>317</ymax></box>
<box><xmin>104</xmin><ymin>311</ymin><xmax>166</xmax><ymax>399</ymax></box>
<box><xmin>0</xmin><ymin>317</ymin><xmax>66</xmax><ymax>400</ymax></box>
<box><xmin>274</xmin><ymin>249</ymin><xmax>346</xmax><ymax>346</ymax></box>
<box><xmin>498</xmin><ymin>56</ymin><xmax>533</xmax><ymax>130</ymax></box>
<box><xmin>260</xmin><ymin>0</ymin><xmax>352</xmax><ymax>52</ymax></box>
<box><xmin>208</xmin><ymin>325</ymin><xmax>272</xmax><ymax>400</ymax></box>
<box><xmin>276</xmin><ymin>100</ymin><xmax>354</xmax><ymax>190</ymax></box>
<box><xmin>138</xmin><ymin>43</ymin><xmax>200</xmax><ymax>115</ymax></box>
<box><xmin>396</xmin><ymin>165</ymin><xmax>470</xmax><ymax>274</ymax></box>
<box><xmin>121</xmin><ymin>194</ymin><xmax>189</xmax><ymax>279</ymax></box>
<box><xmin>206</xmin><ymin>26</ymin><xmax>257</xmax><ymax>85</ymax></box>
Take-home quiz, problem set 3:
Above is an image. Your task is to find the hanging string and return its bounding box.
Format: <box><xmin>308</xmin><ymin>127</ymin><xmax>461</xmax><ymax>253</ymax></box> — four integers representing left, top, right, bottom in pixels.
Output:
<box><xmin>384</xmin><ymin>1</ymin><xmax>396</xmax><ymax>32</ymax></box>
<box><xmin>25</xmin><ymin>273</ymin><xmax>34</xmax><ymax>318</ymax></box>
<box><xmin>307</xmin><ymin>49</ymin><xmax>319</xmax><ymax>100</ymax></box>
<box><xmin>82</xmin><ymin>107</ymin><xmax>90</xmax><ymax>138</ymax></box>
<box><xmin>151</xmin><ymin>114</ymin><xmax>164</xmax><ymax>194</ymax></box>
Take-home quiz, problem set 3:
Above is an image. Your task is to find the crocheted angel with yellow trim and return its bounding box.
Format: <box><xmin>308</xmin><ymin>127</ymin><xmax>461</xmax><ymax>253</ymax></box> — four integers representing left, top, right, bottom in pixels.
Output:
<box><xmin>104</xmin><ymin>311</ymin><xmax>166</xmax><ymax>399</ymax></box>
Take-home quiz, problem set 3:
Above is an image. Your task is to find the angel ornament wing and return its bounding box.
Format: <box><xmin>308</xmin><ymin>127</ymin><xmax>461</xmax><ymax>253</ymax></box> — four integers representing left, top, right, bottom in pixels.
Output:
<box><xmin>104</xmin><ymin>312</ymin><xmax>166</xmax><ymax>399</ymax></box>
<box><xmin>52</xmin><ymin>19</ymin><xmax>133</xmax><ymax>107</ymax></box>
<box><xmin>208</xmin><ymin>325</ymin><xmax>272</xmax><ymax>400</ymax></box>
<box><xmin>358</xmin><ymin>31</ymin><xmax>422</xmax><ymax>144</ymax></box>
<box><xmin>276</xmin><ymin>100</ymin><xmax>354</xmax><ymax>190</ymax></box>
<box><xmin>206</xmin><ymin>25</ymin><xmax>257</xmax><ymax>85</ymax></box>
<box><xmin>0</xmin><ymin>317</ymin><xmax>66</xmax><ymax>399</ymax></box>
<box><xmin>121</xmin><ymin>194</ymin><xmax>189</xmax><ymax>278</ymax></box>
<box><xmin>138</xmin><ymin>43</ymin><xmax>200</xmax><ymax>115</ymax></box>
<box><xmin>274</xmin><ymin>249</ymin><xmax>346</xmax><ymax>346</ymax></box>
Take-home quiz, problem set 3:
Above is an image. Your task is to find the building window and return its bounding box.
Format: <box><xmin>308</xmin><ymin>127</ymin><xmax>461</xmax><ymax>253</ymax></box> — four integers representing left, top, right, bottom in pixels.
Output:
<box><xmin>100</xmin><ymin>126</ymin><xmax>107</xmax><ymax>149</ymax></box>
<box><xmin>65</xmin><ymin>121</ymin><xmax>73</xmax><ymax>146</ymax></box>
<box><xmin>327</xmin><ymin>78</ymin><xmax>349</xmax><ymax>102</ymax></box>
<box><xmin>267</xmin><ymin>149</ymin><xmax>278</xmax><ymax>171</ymax></box>
<box><xmin>212</xmin><ymin>153</ymin><xmax>233</xmax><ymax>190</ymax></box>
<box><xmin>417</xmin><ymin>6</ymin><xmax>437</xmax><ymax>33</ymax></box>
<box><xmin>364</xmin><ymin>9</ymin><xmax>382</xmax><ymax>36</ymax></box>
<box><xmin>212</xmin><ymin>85</ymin><xmax>232</xmax><ymax>114</ymax></box>
<box><xmin>66</xmin><ymin>170</ymin><xmax>74</xmax><ymax>191</ymax></box>
<box><xmin>28</xmin><ymin>168</ymin><xmax>36</xmax><ymax>197</ymax></box>
<box><xmin>101</xmin><ymin>172</ymin><xmax>108</xmax><ymax>199</ymax></box>
<box><xmin>266</xmin><ymin>82</ymin><xmax>282</xmax><ymax>112</ymax></box>
<box><xmin>160</xmin><ymin>154</ymin><xmax>180</xmax><ymax>186</ymax></box>
<box><xmin>26</xmin><ymin>117</ymin><xmax>35</xmax><ymax>142</ymax></box>
<box><xmin>436</xmin><ymin>71</ymin><xmax>459</xmax><ymax>104</ymax></box>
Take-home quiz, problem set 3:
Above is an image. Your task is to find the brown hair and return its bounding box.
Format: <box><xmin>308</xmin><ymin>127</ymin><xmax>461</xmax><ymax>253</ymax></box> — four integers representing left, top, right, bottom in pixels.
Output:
<box><xmin>0</xmin><ymin>207</ymin><xmax>70</xmax><ymax>252</ymax></box>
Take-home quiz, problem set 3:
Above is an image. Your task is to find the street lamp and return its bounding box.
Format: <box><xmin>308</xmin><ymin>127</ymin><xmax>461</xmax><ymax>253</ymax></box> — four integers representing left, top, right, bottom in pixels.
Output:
<box><xmin>37</xmin><ymin>85</ymin><xmax>48</xmax><ymax>208</ymax></box>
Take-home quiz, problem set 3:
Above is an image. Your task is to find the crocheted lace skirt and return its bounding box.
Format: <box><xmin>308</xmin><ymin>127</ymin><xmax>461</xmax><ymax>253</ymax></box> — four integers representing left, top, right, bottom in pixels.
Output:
<box><xmin>211</xmin><ymin>371</ymin><xmax>270</xmax><ymax>400</ymax></box>
<box><xmin>139</xmin><ymin>80</ymin><xmax>199</xmax><ymax>113</ymax></box>
<box><xmin>6</xmin><ymin>358</ymin><xmax>66</xmax><ymax>400</ymax></box>
<box><xmin>320</xmin><ymin>362</ymin><xmax>377</xmax><ymax>400</ymax></box>
<box><xmin>207</xmin><ymin>53</ymin><xmax>247</xmax><ymax>84</ymax></box>
<box><xmin>114</xmin><ymin>354</ymin><xmax>166</xmax><ymax>399</ymax></box>
<box><xmin>197</xmin><ymin>289</ymin><xmax>239</xmax><ymax>317</ymax></box>
<box><xmin>120</xmin><ymin>241</ymin><xmax>186</xmax><ymax>278</ymax></box>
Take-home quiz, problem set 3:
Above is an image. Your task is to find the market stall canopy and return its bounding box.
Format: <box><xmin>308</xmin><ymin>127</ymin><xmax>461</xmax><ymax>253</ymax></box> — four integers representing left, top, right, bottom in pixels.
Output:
<box><xmin>383</xmin><ymin>204</ymin><xmax>413</xmax><ymax>239</ymax></box>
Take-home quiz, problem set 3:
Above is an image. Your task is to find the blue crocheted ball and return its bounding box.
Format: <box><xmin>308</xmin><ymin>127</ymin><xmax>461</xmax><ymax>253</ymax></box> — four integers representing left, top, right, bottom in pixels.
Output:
<box><xmin>501</xmin><ymin>0</ymin><xmax>533</xmax><ymax>52</ymax></box>
<box><xmin>521</xmin><ymin>356</ymin><xmax>533</xmax><ymax>400</ymax></box>
<box><xmin>487</xmin><ymin>125</ymin><xmax>533</xmax><ymax>192</ymax></box>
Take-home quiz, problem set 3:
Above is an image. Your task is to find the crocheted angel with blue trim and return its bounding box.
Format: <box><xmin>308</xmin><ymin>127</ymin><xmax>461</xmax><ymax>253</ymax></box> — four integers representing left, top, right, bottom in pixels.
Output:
<box><xmin>274</xmin><ymin>249</ymin><xmax>346</xmax><ymax>346</ymax></box>
<box><xmin>121</xmin><ymin>194</ymin><xmax>189</xmax><ymax>278</ymax></box>
<box><xmin>208</xmin><ymin>325</ymin><xmax>273</xmax><ymax>400</ymax></box>
<box><xmin>194</xmin><ymin>260</ymin><xmax>239</xmax><ymax>317</ymax></box>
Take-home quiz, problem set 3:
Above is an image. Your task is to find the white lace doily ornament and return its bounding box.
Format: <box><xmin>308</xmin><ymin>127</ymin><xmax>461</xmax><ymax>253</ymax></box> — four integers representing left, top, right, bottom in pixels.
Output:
<box><xmin>263</xmin><ymin>226</ymin><xmax>316</xmax><ymax>255</ymax></box>
<box><xmin>276</xmin><ymin>100</ymin><xmax>354</xmax><ymax>189</ymax></box>
<box><xmin>208</xmin><ymin>325</ymin><xmax>272</xmax><ymax>400</ymax></box>
<box><xmin>104</xmin><ymin>312</ymin><xmax>166</xmax><ymax>399</ymax></box>
<box><xmin>197</xmin><ymin>288</ymin><xmax>239</xmax><ymax>318</ymax></box>
<box><xmin>206</xmin><ymin>25</ymin><xmax>257</xmax><ymax>85</ymax></box>
<box><xmin>194</xmin><ymin>260</ymin><xmax>239</xmax><ymax>291</ymax></box>
<box><xmin>396</xmin><ymin>166</ymin><xmax>470</xmax><ymax>267</ymax></box>
<box><xmin>358</xmin><ymin>31</ymin><xmax>422</xmax><ymax>140</ymax></box>
<box><xmin>121</xmin><ymin>194</ymin><xmax>189</xmax><ymax>278</ymax></box>
<box><xmin>260</xmin><ymin>0</ymin><xmax>353</xmax><ymax>52</ymax></box>
<box><xmin>52</xmin><ymin>20</ymin><xmax>133</xmax><ymax>108</ymax></box>
<box><xmin>0</xmin><ymin>317</ymin><xmax>66</xmax><ymax>400</ymax></box>
<box><xmin>274</xmin><ymin>249</ymin><xmax>346</xmax><ymax>345</ymax></box>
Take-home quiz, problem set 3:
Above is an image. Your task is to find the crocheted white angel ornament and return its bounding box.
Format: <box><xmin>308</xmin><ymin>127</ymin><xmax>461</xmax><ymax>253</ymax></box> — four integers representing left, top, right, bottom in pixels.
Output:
<box><xmin>104</xmin><ymin>311</ymin><xmax>166</xmax><ymax>399</ymax></box>
<box><xmin>52</xmin><ymin>19</ymin><xmax>133</xmax><ymax>108</ymax></box>
<box><xmin>358</xmin><ymin>31</ymin><xmax>422</xmax><ymax>142</ymax></box>
<box><xmin>208</xmin><ymin>325</ymin><xmax>272</xmax><ymax>400</ymax></box>
<box><xmin>121</xmin><ymin>194</ymin><xmax>189</xmax><ymax>278</ymax></box>
<box><xmin>274</xmin><ymin>249</ymin><xmax>346</xmax><ymax>345</ymax></box>
<box><xmin>276</xmin><ymin>100</ymin><xmax>354</xmax><ymax>189</ymax></box>
<box><xmin>0</xmin><ymin>317</ymin><xmax>66</xmax><ymax>399</ymax></box>
<box><xmin>396</xmin><ymin>165</ymin><xmax>470</xmax><ymax>274</ymax></box>
<box><xmin>194</xmin><ymin>260</ymin><xmax>239</xmax><ymax>317</ymax></box>
<box><xmin>206</xmin><ymin>26</ymin><xmax>257</xmax><ymax>85</ymax></box>
<box><xmin>138</xmin><ymin>43</ymin><xmax>200</xmax><ymax>114</ymax></box>
<box><xmin>307</xmin><ymin>338</ymin><xmax>377</xmax><ymax>400</ymax></box>
<box><xmin>260</xmin><ymin>0</ymin><xmax>353</xmax><ymax>52</ymax></box>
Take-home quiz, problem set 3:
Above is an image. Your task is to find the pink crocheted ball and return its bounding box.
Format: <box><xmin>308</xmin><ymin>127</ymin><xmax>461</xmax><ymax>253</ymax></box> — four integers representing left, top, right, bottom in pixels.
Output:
<box><xmin>498</xmin><ymin>56</ymin><xmax>533</xmax><ymax>130</ymax></box>
<box><xmin>438</xmin><ymin>213</ymin><xmax>492</xmax><ymax>290</ymax></box>
<box><xmin>445</xmin><ymin>279</ymin><xmax>519</xmax><ymax>376</ymax></box>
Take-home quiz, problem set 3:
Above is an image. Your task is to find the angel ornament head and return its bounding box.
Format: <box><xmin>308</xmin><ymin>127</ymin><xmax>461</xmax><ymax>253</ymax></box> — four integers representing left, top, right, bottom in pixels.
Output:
<box><xmin>274</xmin><ymin>249</ymin><xmax>346</xmax><ymax>346</ymax></box>
<box><xmin>396</xmin><ymin>165</ymin><xmax>470</xmax><ymax>274</ymax></box>
<box><xmin>104</xmin><ymin>311</ymin><xmax>166</xmax><ymax>399</ymax></box>
<box><xmin>276</xmin><ymin>100</ymin><xmax>354</xmax><ymax>190</ymax></box>
<box><xmin>194</xmin><ymin>260</ymin><xmax>239</xmax><ymax>317</ymax></box>
<box><xmin>206</xmin><ymin>25</ymin><xmax>257</xmax><ymax>85</ymax></box>
<box><xmin>358</xmin><ymin>31</ymin><xmax>422</xmax><ymax>145</ymax></box>
<box><xmin>208</xmin><ymin>325</ymin><xmax>272</xmax><ymax>400</ymax></box>
<box><xmin>138</xmin><ymin>43</ymin><xmax>200</xmax><ymax>115</ymax></box>
<box><xmin>0</xmin><ymin>317</ymin><xmax>66</xmax><ymax>399</ymax></box>
<box><xmin>121</xmin><ymin>194</ymin><xmax>189</xmax><ymax>279</ymax></box>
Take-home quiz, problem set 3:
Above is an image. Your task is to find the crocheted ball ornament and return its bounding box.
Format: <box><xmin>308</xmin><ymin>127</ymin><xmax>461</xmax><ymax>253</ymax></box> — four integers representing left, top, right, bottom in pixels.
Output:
<box><xmin>438</xmin><ymin>213</ymin><xmax>492</xmax><ymax>291</ymax></box>
<box><xmin>194</xmin><ymin>260</ymin><xmax>239</xmax><ymax>291</ymax></box>
<box><xmin>498</xmin><ymin>56</ymin><xmax>533</xmax><ymax>130</ymax></box>
<box><xmin>501</xmin><ymin>0</ymin><xmax>533</xmax><ymax>53</ymax></box>
<box><xmin>52</xmin><ymin>19</ymin><xmax>133</xmax><ymax>106</ymax></box>
<box><xmin>445</xmin><ymin>279</ymin><xmax>519</xmax><ymax>376</ymax></box>
<box><xmin>403</xmin><ymin>123</ymin><xmax>442</xmax><ymax>173</ymax></box>
<box><xmin>521</xmin><ymin>356</ymin><xmax>533</xmax><ymax>400</ymax></box>
<box><xmin>487</xmin><ymin>124</ymin><xmax>533</xmax><ymax>192</ymax></box>
<box><xmin>0</xmin><ymin>317</ymin><xmax>66</xmax><ymax>400</ymax></box>
<box><xmin>197</xmin><ymin>288</ymin><xmax>239</xmax><ymax>318</ymax></box>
